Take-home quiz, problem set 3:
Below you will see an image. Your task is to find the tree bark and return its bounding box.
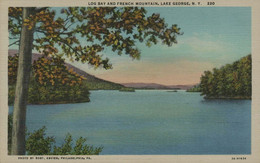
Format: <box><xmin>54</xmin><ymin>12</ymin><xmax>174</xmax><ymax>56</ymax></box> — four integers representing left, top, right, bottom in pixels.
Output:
<box><xmin>11</xmin><ymin>7</ymin><xmax>35</xmax><ymax>155</ymax></box>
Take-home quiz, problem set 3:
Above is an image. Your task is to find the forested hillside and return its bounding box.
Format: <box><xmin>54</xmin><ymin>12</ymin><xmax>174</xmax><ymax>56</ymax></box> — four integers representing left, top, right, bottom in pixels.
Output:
<box><xmin>8</xmin><ymin>50</ymin><xmax>126</xmax><ymax>105</ymax></box>
<box><xmin>65</xmin><ymin>62</ymin><xmax>125</xmax><ymax>90</ymax></box>
<box><xmin>199</xmin><ymin>55</ymin><xmax>251</xmax><ymax>99</ymax></box>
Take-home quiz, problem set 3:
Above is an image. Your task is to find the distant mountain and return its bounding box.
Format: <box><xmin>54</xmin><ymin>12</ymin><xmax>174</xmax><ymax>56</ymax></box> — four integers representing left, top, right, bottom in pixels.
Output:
<box><xmin>121</xmin><ymin>83</ymin><xmax>170</xmax><ymax>89</ymax></box>
<box><xmin>8</xmin><ymin>50</ymin><xmax>125</xmax><ymax>90</ymax></box>
<box><xmin>9</xmin><ymin>50</ymin><xmax>195</xmax><ymax>90</ymax></box>
<box><xmin>121</xmin><ymin>83</ymin><xmax>195</xmax><ymax>90</ymax></box>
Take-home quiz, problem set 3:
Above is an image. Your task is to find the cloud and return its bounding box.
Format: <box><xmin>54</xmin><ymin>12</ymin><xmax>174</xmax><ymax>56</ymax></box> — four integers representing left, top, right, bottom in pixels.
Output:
<box><xmin>155</xmin><ymin>32</ymin><xmax>249</xmax><ymax>66</ymax></box>
<box><xmin>181</xmin><ymin>33</ymin><xmax>227</xmax><ymax>53</ymax></box>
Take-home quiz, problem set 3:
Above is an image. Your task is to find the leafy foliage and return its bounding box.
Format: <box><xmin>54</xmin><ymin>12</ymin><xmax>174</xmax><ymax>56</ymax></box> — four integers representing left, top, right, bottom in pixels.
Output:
<box><xmin>8</xmin><ymin>115</ymin><xmax>103</xmax><ymax>155</ymax></box>
<box><xmin>26</xmin><ymin>127</ymin><xmax>103</xmax><ymax>155</ymax></box>
<box><xmin>199</xmin><ymin>55</ymin><xmax>251</xmax><ymax>99</ymax></box>
<box><xmin>52</xmin><ymin>134</ymin><xmax>103</xmax><ymax>155</ymax></box>
<box><xmin>9</xmin><ymin>7</ymin><xmax>182</xmax><ymax>69</ymax></box>
<box><xmin>8</xmin><ymin>55</ymin><xmax>90</xmax><ymax>105</ymax></box>
<box><xmin>32</xmin><ymin>56</ymin><xmax>86</xmax><ymax>86</ymax></box>
<box><xmin>8</xmin><ymin>55</ymin><xmax>19</xmax><ymax>85</ymax></box>
<box><xmin>26</xmin><ymin>126</ymin><xmax>55</xmax><ymax>155</ymax></box>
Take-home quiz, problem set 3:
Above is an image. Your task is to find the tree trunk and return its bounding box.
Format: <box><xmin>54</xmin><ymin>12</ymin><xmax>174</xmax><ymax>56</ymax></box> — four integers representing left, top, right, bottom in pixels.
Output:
<box><xmin>11</xmin><ymin>7</ymin><xmax>35</xmax><ymax>155</ymax></box>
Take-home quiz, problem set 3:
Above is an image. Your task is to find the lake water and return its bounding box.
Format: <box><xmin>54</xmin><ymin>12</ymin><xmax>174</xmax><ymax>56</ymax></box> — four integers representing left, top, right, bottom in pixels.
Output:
<box><xmin>9</xmin><ymin>90</ymin><xmax>251</xmax><ymax>155</ymax></box>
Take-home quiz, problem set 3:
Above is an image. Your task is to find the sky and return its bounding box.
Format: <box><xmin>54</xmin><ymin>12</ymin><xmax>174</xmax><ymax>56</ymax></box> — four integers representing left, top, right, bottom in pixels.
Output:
<box><xmin>10</xmin><ymin>7</ymin><xmax>251</xmax><ymax>85</ymax></box>
<box><xmin>68</xmin><ymin>7</ymin><xmax>251</xmax><ymax>85</ymax></box>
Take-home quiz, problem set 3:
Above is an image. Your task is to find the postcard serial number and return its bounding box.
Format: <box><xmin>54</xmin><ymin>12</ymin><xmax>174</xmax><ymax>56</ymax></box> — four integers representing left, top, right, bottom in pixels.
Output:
<box><xmin>232</xmin><ymin>157</ymin><xmax>247</xmax><ymax>160</ymax></box>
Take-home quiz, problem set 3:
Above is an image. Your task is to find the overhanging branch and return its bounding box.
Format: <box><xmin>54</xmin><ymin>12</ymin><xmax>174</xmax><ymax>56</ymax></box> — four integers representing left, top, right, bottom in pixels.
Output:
<box><xmin>9</xmin><ymin>40</ymin><xmax>20</xmax><ymax>47</ymax></box>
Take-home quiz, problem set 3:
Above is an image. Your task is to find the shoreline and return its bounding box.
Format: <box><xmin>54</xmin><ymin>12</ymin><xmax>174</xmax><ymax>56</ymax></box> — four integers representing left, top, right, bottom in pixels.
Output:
<box><xmin>8</xmin><ymin>91</ymin><xmax>251</xmax><ymax>106</ymax></box>
<box><xmin>8</xmin><ymin>99</ymin><xmax>90</xmax><ymax>106</ymax></box>
<box><xmin>204</xmin><ymin>96</ymin><xmax>251</xmax><ymax>100</ymax></box>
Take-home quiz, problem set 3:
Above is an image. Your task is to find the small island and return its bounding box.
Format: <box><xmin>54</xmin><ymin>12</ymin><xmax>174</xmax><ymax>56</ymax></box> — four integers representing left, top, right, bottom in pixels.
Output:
<box><xmin>119</xmin><ymin>87</ymin><xmax>135</xmax><ymax>92</ymax></box>
<box><xmin>167</xmin><ymin>90</ymin><xmax>178</xmax><ymax>92</ymax></box>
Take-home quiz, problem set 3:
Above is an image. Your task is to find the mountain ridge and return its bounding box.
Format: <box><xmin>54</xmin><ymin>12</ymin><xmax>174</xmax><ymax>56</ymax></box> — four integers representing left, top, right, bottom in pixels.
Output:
<box><xmin>121</xmin><ymin>82</ymin><xmax>196</xmax><ymax>90</ymax></box>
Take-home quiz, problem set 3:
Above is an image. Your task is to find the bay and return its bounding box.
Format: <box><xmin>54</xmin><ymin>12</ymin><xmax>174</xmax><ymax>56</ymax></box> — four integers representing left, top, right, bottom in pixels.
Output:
<box><xmin>9</xmin><ymin>90</ymin><xmax>251</xmax><ymax>155</ymax></box>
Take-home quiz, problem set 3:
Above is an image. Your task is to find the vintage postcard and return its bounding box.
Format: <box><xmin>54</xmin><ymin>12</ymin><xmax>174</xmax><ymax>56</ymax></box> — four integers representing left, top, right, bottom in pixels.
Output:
<box><xmin>0</xmin><ymin>0</ymin><xmax>260</xmax><ymax>162</ymax></box>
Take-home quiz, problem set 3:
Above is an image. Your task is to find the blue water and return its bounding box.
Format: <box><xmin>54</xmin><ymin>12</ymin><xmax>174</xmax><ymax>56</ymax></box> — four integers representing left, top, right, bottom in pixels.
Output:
<box><xmin>9</xmin><ymin>90</ymin><xmax>251</xmax><ymax>155</ymax></box>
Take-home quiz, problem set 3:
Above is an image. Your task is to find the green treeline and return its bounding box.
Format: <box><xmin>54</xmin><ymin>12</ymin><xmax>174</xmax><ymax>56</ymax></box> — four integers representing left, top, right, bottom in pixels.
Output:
<box><xmin>199</xmin><ymin>55</ymin><xmax>251</xmax><ymax>99</ymax></box>
<box><xmin>85</xmin><ymin>81</ymin><xmax>124</xmax><ymax>90</ymax></box>
<box><xmin>8</xmin><ymin>79</ymin><xmax>90</xmax><ymax>105</ymax></box>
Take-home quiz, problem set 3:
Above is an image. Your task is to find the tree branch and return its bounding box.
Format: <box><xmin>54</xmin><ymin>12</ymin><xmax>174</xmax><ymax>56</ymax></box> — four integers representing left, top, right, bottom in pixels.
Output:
<box><xmin>35</xmin><ymin>7</ymin><xmax>48</xmax><ymax>13</ymax></box>
<box><xmin>9</xmin><ymin>37</ymin><xmax>19</xmax><ymax>40</ymax></box>
<box><xmin>9</xmin><ymin>40</ymin><xmax>20</xmax><ymax>47</ymax></box>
